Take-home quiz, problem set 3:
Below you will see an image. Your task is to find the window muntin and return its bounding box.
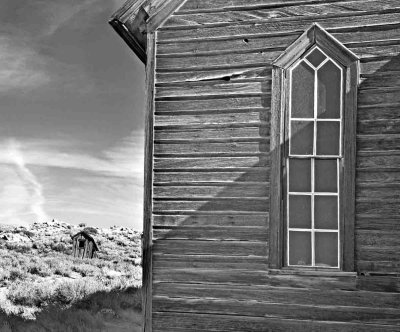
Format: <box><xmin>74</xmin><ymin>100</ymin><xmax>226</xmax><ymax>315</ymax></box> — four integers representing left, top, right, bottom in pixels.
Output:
<box><xmin>286</xmin><ymin>46</ymin><xmax>343</xmax><ymax>268</ymax></box>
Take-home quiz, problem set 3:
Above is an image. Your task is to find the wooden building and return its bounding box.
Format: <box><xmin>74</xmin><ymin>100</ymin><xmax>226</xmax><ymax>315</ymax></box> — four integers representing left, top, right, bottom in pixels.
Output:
<box><xmin>72</xmin><ymin>231</ymin><xmax>98</xmax><ymax>259</ymax></box>
<box><xmin>110</xmin><ymin>1</ymin><xmax>400</xmax><ymax>331</ymax></box>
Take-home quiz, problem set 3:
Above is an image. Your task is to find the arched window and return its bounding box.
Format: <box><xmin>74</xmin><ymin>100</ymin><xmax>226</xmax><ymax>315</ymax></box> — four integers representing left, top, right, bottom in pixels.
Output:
<box><xmin>269</xmin><ymin>24</ymin><xmax>359</xmax><ymax>271</ymax></box>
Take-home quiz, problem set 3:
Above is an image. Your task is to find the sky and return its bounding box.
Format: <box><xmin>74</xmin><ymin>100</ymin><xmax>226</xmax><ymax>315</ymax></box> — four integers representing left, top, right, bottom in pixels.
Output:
<box><xmin>0</xmin><ymin>0</ymin><xmax>146</xmax><ymax>230</ymax></box>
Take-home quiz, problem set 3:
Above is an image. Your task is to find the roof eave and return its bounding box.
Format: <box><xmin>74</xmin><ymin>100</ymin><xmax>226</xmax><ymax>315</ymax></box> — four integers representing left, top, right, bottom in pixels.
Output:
<box><xmin>109</xmin><ymin>0</ymin><xmax>186</xmax><ymax>63</ymax></box>
<box><xmin>109</xmin><ymin>18</ymin><xmax>147</xmax><ymax>64</ymax></box>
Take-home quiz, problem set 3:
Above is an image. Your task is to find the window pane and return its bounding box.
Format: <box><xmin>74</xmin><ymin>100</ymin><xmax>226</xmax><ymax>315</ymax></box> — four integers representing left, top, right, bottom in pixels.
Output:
<box><xmin>315</xmin><ymin>159</ymin><xmax>337</xmax><ymax>193</ymax></box>
<box><xmin>289</xmin><ymin>159</ymin><xmax>311</xmax><ymax>192</ymax></box>
<box><xmin>290</xmin><ymin>121</ymin><xmax>314</xmax><ymax>155</ymax></box>
<box><xmin>316</xmin><ymin>121</ymin><xmax>340</xmax><ymax>156</ymax></box>
<box><xmin>291</xmin><ymin>62</ymin><xmax>314</xmax><ymax>118</ymax></box>
<box><xmin>315</xmin><ymin>232</ymin><xmax>338</xmax><ymax>267</ymax></box>
<box><xmin>289</xmin><ymin>195</ymin><xmax>311</xmax><ymax>229</ymax></box>
<box><xmin>289</xmin><ymin>231</ymin><xmax>311</xmax><ymax>266</ymax></box>
<box><xmin>315</xmin><ymin>196</ymin><xmax>338</xmax><ymax>229</ymax></box>
<box><xmin>317</xmin><ymin>61</ymin><xmax>341</xmax><ymax>119</ymax></box>
<box><xmin>306</xmin><ymin>48</ymin><xmax>326</xmax><ymax>68</ymax></box>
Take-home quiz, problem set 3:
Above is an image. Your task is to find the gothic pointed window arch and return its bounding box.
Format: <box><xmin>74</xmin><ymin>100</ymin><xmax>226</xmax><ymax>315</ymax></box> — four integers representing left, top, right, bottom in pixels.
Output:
<box><xmin>269</xmin><ymin>24</ymin><xmax>359</xmax><ymax>271</ymax></box>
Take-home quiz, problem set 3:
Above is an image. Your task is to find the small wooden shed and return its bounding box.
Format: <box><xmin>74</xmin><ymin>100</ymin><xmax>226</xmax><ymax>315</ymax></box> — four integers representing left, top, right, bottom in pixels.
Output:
<box><xmin>72</xmin><ymin>231</ymin><xmax>98</xmax><ymax>259</ymax></box>
<box><xmin>111</xmin><ymin>1</ymin><xmax>400</xmax><ymax>331</ymax></box>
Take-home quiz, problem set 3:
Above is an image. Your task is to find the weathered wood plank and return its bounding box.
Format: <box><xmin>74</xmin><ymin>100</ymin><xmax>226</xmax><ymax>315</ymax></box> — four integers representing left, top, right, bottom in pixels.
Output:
<box><xmin>155</xmin><ymin>96</ymin><xmax>266</xmax><ymax>112</ymax></box>
<box><xmin>153</xmin><ymin>254</ymin><xmax>268</xmax><ymax>270</ymax></box>
<box><xmin>156</xmin><ymin>51</ymin><xmax>282</xmax><ymax>70</ymax></box>
<box><xmin>356</xmin><ymin>199</ymin><xmax>400</xmax><ymax>216</ymax></box>
<box><xmin>356</xmin><ymin>215</ymin><xmax>400</xmax><ymax>231</ymax></box>
<box><xmin>359</xmin><ymin>89</ymin><xmax>400</xmax><ymax>106</ymax></box>
<box><xmin>153</xmin><ymin>296</ymin><xmax>400</xmax><ymax>324</ymax></box>
<box><xmin>153</xmin><ymin>214</ymin><xmax>268</xmax><ymax>227</ymax></box>
<box><xmin>154</xmin><ymin>183</ymin><xmax>269</xmax><ymax>198</ymax></box>
<box><xmin>156</xmin><ymin>67</ymin><xmax>271</xmax><ymax>84</ymax></box>
<box><xmin>357</xmin><ymin>247</ymin><xmax>400</xmax><ymax>263</ymax></box>
<box><xmin>153</xmin><ymin>169</ymin><xmax>270</xmax><ymax>183</ymax></box>
<box><xmin>357</xmin><ymin>230</ymin><xmax>400</xmax><ymax>247</ymax></box>
<box><xmin>152</xmin><ymin>240</ymin><xmax>268</xmax><ymax>256</ymax></box>
<box><xmin>153</xmin><ymin>268</ymin><xmax>357</xmax><ymax>289</ymax></box>
<box><xmin>357</xmin><ymin>171</ymin><xmax>400</xmax><ymax>184</ymax></box>
<box><xmin>154</xmin><ymin>156</ymin><xmax>270</xmax><ymax>169</ymax></box>
<box><xmin>360</xmin><ymin>72</ymin><xmax>400</xmax><ymax>90</ymax></box>
<box><xmin>155</xmin><ymin>125</ymin><xmax>269</xmax><ymax>140</ymax></box>
<box><xmin>357</xmin><ymin>104</ymin><xmax>400</xmax><ymax>121</ymax></box>
<box><xmin>358</xmin><ymin>119</ymin><xmax>400</xmax><ymax>135</ymax></box>
<box><xmin>357</xmin><ymin>275</ymin><xmax>400</xmax><ymax>292</ymax></box>
<box><xmin>166</xmin><ymin>0</ymin><xmax>400</xmax><ymax>27</ymax></box>
<box><xmin>157</xmin><ymin>34</ymin><xmax>295</xmax><ymax>56</ymax></box>
<box><xmin>357</xmin><ymin>153</ymin><xmax>400</xmax><ymax>169</ymax></box>
<box><xmin>156</xmin><ymin>81</ymin><xmax>269</xmax><ymax>98</ymax></box>
<box><xmin>357</xmin><ymin>135</ymin><xmax>400</xmax><ymax>152</ymax></box>
<box><xmin>154</xmin><ymin>141</ymin><xmax>269</xmax><ymax>155</ymax></box>
<box><xmin>357</xmin><ymin>260</ymin><xmax>400</xmax><ymax>272</ymax></box>
<box><xmin>356</xmin><ymin>184</ymin><xmax>400</xmax><ymax>200</ymax></box>
<box><xmin>153</xmin><ymin>312</ymin><xmax>400</xmax><ymax>332</ymax></box>
<box><xmin>153</xmin><ymin>226</ymin><xmax>268</xmax><ymax>241</ymax></box>
<box><xmin>153</xmin><ymin>198</ymin><xmax>268</xmax><ymax>212</ymax></box>
<box><xmin>155</xmin><ymin>111</ymin><xmax>266</xmax><ymax>126</ymax></box>
<box><xmin>153</xmin><ymin>282</ymin><xmax>400</xmax><ymax>308</ymax></box>
<box><xmin>177</xmin><ymin>0</ymin><xmax>387</xmax><ymax>13</ymax></box>
<box><xmin>361</xmin><ymin>56</ymin><xmax>400</xmax><ymax>76</ymax></box>
<box><xmin>158</xmin><ymin>12</ymin><xmax>400</xmax><ymax>41</ymax></box>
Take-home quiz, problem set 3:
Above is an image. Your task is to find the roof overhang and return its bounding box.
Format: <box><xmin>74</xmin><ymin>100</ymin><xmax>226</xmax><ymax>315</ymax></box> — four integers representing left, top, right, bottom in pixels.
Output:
<box><xmin>109</xmin><ymin>0</ymin><xmax>186</xmax><ymax>63</ymax></box>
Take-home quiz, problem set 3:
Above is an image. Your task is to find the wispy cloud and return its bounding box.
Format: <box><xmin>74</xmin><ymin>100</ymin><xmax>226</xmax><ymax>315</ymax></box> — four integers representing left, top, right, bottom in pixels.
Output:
<box><xmin>40</xmin><ymin>0</ymin><xmax>104</xmax><ymax>36</ymax></box>
<box><xmin>0</xmin><ymin>140</ymin><xmax>49</xmax><ymax>225</ymax></box>
<box><xmin>0</xmin><ymin>133</ymin><xmax>144</xmax><ymax>228</ymax></box>
<box><xmin>6</xmin><ymin>139</ymin><xmax>49</xmax><ymax>222</ymax></box>
<box><xmin>0</xmin><ymin>37</ymin><xmax>50</xmax><ymax>93</ymax></box>
<box><xmin>0</xmin><ymin>132</ymin><xmax>144</xmax><ymax>178</ymax></box>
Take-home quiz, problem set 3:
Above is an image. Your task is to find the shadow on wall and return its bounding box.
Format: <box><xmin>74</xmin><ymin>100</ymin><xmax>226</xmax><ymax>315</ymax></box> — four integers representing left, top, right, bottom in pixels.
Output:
<box><xmin>152</xmin><ymin>53</ymin><xmax>400</xmax><ymax>274</ymax></box>
<box><xmin>0</xmin><ymin>287</ymin><xmax>142</xmax><ymax>332</ymax></box>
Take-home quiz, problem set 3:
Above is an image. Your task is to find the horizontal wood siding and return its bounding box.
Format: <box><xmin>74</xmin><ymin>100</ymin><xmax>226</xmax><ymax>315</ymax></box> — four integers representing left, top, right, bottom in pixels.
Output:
<box><xmin>151</xmin><ymin>0</ymin><xmax>400</xmax><ymax>330</ymax></box>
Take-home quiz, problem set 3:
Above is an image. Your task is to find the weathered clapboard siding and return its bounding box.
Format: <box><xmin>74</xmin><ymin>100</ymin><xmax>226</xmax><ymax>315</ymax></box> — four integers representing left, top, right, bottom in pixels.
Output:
<box><xmin>158</xmin><ymin>12</ymin><xmax>400</xmax><ymax>41</ymax></box>
<box><xmin>177</xmin><ymin>0</ymin><xmax>396</xmax><ymax>13</ymax></box>
<box><xmin>153</xmin><ymin>313</ymin><xmax>400</xmax><ymax>332</ymax></box>
<box><xmin>143</xmin><ymin>0</ymin><xmax>400</xmax><ymax>330</ymax></box>
<box><xmin>153</xmin><ymin>213</ymin><xmax>269</xmax><ymax>226</ymax></box>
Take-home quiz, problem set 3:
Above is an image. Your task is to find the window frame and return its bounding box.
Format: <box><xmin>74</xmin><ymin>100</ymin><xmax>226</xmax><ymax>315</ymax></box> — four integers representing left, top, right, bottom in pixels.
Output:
<box><xmin>269</xmin><ymin>23</ymin><xmax>359</xmax><ymax>272</ymax></box>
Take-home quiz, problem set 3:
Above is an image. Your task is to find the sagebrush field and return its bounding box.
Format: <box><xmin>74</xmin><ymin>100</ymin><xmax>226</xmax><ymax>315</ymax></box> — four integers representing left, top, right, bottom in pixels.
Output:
<box><xmin>0</xmin><ymin>220</ymin><xmax>142</xmax><ymax>331</ymax></box>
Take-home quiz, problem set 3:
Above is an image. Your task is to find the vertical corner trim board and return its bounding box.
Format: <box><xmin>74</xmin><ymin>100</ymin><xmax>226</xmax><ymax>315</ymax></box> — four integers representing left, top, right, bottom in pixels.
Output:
<box><xmin>143</xmin><ymin>31</ymin><xmax>156</xmax><ymax>332</ymax></box>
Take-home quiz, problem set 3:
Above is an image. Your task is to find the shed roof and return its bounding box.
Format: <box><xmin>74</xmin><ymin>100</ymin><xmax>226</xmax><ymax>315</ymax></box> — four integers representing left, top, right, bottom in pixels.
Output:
<box><xmin>109</xmin><ymin>0</ymin><xmax>186</xmax><ymax>63</ymax></box>
<box><xmin>72</xmin><ymin>231</ymin><xmax>99</xmax><ymax>251</ymax></box>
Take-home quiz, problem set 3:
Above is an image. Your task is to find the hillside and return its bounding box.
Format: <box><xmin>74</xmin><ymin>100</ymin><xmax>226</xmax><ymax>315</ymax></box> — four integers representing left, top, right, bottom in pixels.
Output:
<box><xmin>0</xmin><ymin>220</ymin><xmax>142</xmax><ymax>330</ymax></box>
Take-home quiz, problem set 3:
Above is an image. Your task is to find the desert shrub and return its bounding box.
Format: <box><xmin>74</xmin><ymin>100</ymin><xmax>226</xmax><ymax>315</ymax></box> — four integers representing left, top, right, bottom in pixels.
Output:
<box><xmin>27</xmin><ymin>261</ymin><xmax>52</xmax><ymax>277</ymax></box>
<box><xmin>54</xmin><ymin>265</ymin><xmax>71</xmax><ymax>277</ymax></box>
<box><xmin>83</xmin><ymin>227</ymin><xmax>98</xmax><ymax>235</ymax></box>
<box><xmin>5</xmin><ymin>242</ymin><xmax>31</xmax><ymax>254</ymax></box>
<box><xmin>20</xmin><ymin>230</ymin><xmax>35</xmax><ymax>238</ymax></box>
<box><xmin>50</xmin><ymin>242</ymin><xmax>70</xmax><ymax>254</ymax></box>
<box><xmin>8</xmin><ymin>268</ymin><xmax>28</xmax><ymax>281</ymax></box>
<box><xmin>0</xmin><ymin>270</ymin><xmax>10</xmax><ymax>282</ymax></box>
<box><xmin>54</xmin><ymin>278</ymin><xmax>105</xmax><ymax>305</ymax></box>
<box><xmin>72</xmin><ymin>264</ymin><xmax>100</xmax><ymax>277</ymax></box>
<box><xmin>7</xmin><ymin>280</ymin><xmax>54</xmax><ymax>307</ymax></box>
